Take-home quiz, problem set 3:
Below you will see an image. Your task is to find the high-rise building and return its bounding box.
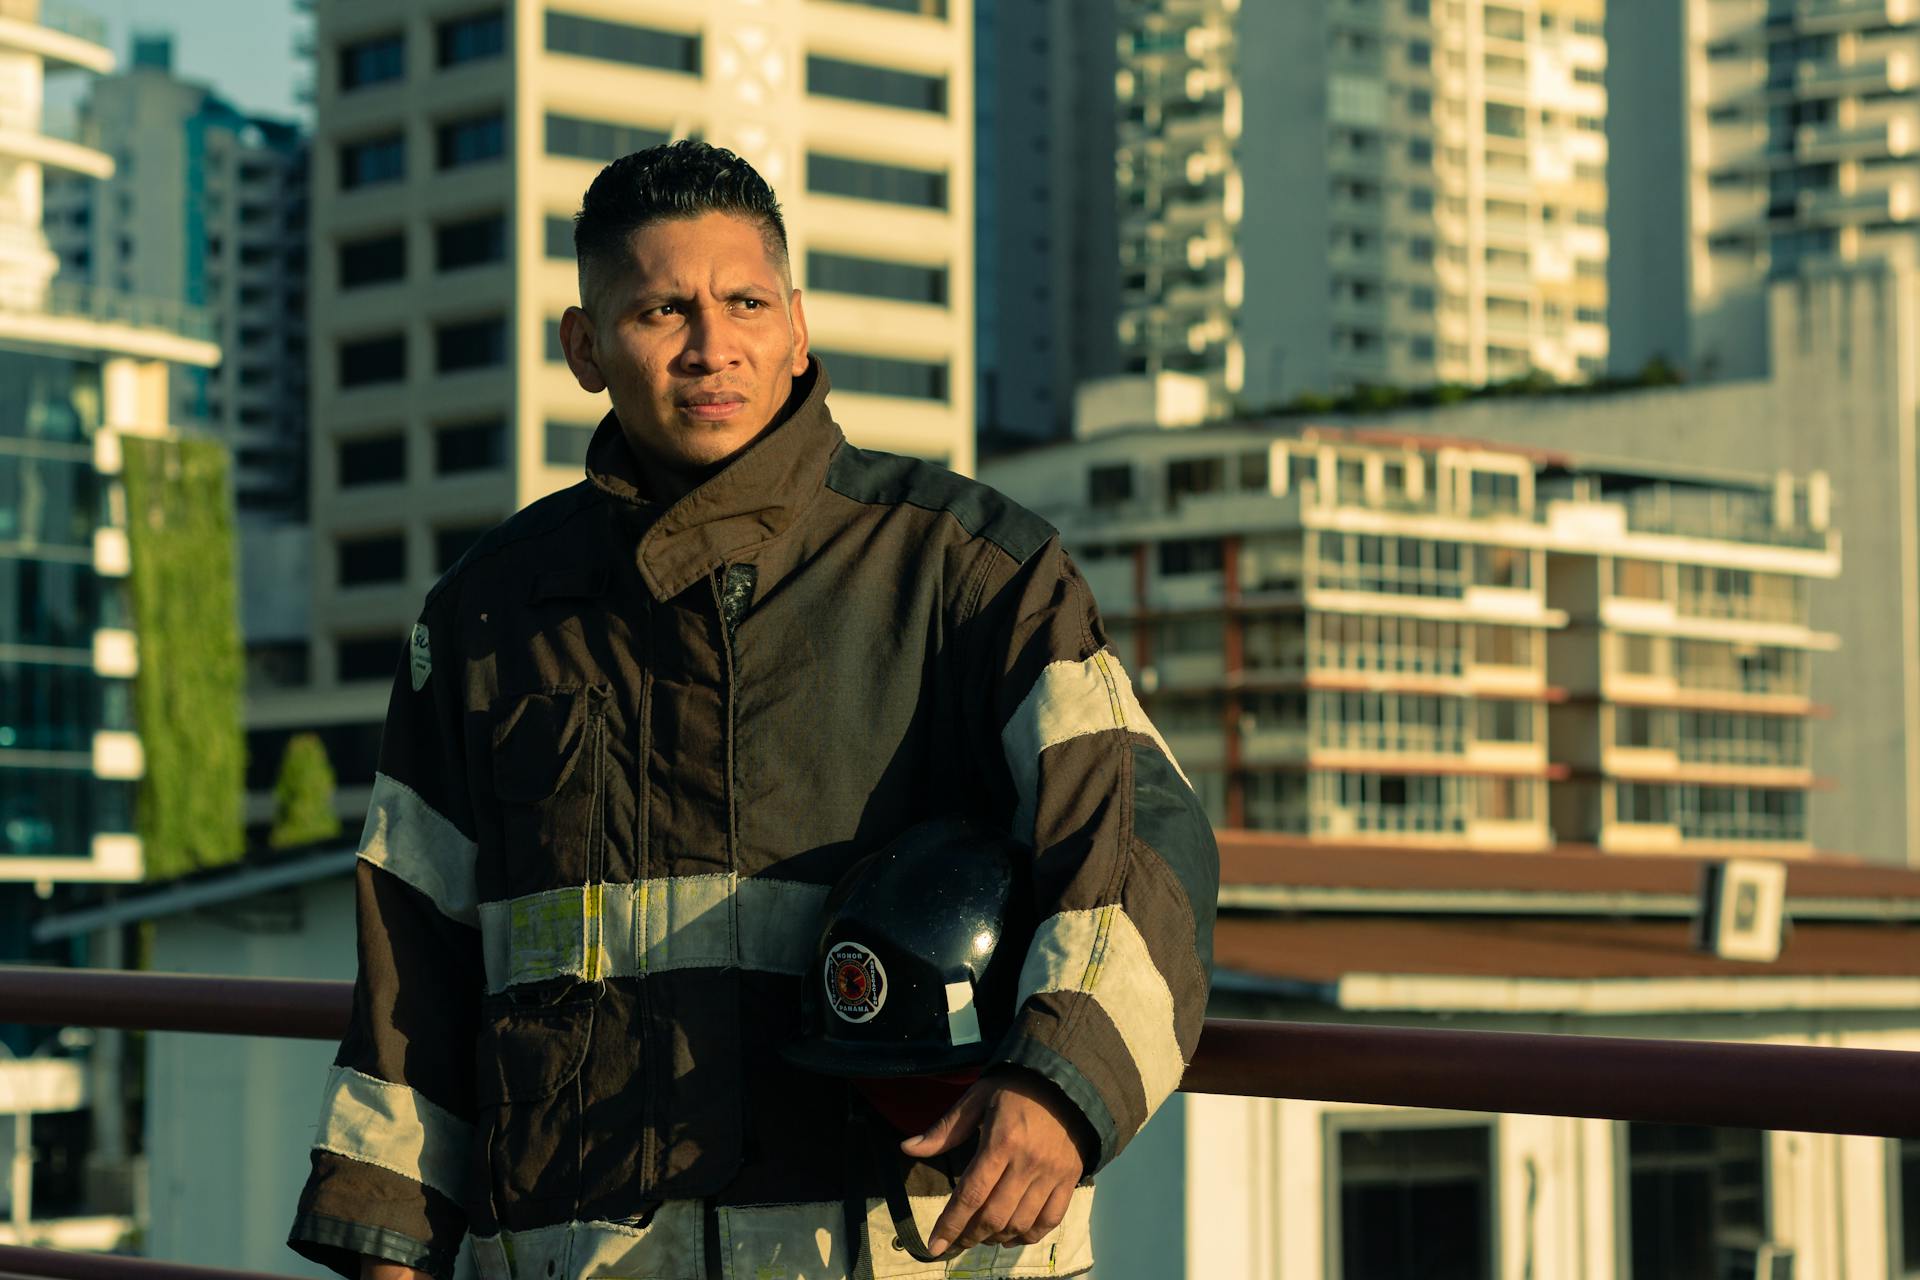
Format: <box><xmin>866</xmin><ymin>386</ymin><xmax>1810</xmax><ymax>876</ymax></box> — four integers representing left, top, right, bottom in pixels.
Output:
<box><xmin>1114</xmin><ymin>0</ymin><xmax>1610</xmax><ymax>410</ymax></box>
<box><xmin>1608</xmin><ymin>0</ymin><xmax>1920</xmax><ymax>381</ymax></box>
<box><xmin>285</xmin><ymin>0</ymin><xmax>975</xmax><ymax>821</ymax></box>
<box><xmin>0</xmin><ymin>0</ymin><xmax>218</xmax><ymax>894</ymax></box>
<box><xmin>41</xmin><ymin>35</ymin><xmax>310</xmax><ymax>521</ymax></box>
<box><xmin>983</xmin><ymin>407</ymin><xmax>1836</xmax><ymax>856</ymax></box>
<box><xmin>974</xmin><ymin>0</ymin><xmax>1119</xmax><ymax>439</ymax></box>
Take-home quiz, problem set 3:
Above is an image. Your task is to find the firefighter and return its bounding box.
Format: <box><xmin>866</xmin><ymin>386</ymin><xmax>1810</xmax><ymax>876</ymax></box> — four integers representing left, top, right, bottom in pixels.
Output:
<box><xmin>287</xmin><ymin>139</ymin><xmax>1217</xmax><ymax>1280</ymax></box>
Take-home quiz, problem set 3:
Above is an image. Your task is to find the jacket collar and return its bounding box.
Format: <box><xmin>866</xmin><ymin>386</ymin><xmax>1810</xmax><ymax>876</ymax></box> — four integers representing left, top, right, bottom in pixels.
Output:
<box><xmin>585</xmin><ymin>358</ymin><xmax>843</xmax><ymax>602</ymax></box>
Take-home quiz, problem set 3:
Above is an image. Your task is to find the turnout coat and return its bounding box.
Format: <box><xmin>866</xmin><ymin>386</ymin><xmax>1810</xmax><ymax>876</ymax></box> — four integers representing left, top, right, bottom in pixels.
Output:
<box><xmin>287</xmin><ymin>360</ymin><xmax>1218</xmax><ymax>1280</ymax></box>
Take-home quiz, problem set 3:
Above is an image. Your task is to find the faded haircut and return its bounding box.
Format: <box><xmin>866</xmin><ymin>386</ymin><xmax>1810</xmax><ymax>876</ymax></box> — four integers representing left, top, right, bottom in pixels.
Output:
<box><xmin>573</xmin><ymin>139</ymin><xmax>790</xmax><ymax>311</ymax></box>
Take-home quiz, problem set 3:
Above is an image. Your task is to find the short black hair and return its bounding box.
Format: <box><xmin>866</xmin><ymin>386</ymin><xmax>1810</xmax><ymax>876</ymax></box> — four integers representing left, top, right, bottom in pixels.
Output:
<box><xmin>573</xmin><ymin>139</ymin><xmax>789</xmax><ymax>300</ymax></box>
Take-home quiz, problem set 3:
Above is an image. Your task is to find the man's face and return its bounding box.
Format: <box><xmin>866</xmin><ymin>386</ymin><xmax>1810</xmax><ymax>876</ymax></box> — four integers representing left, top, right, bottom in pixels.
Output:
<box><xmin>560</xmin><ymin>211</ymin><xmax>810</xmax><ymax>488</ymax></box>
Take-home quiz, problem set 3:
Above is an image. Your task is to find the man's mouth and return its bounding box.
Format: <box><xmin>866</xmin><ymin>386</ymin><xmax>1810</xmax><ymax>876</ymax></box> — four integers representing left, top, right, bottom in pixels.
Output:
<box><xmin>680</xmin><ymin>393</ymin><xmax>747</xmax><ymax>422</ymax></box>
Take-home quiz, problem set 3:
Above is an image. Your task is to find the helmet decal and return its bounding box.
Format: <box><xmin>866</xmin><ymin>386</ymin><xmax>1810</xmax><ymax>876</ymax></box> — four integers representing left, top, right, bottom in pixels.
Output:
<box><xmin>825</xmin><ymin>941</ymin><xmax>888</xmax><ymax>1024</ymax></box>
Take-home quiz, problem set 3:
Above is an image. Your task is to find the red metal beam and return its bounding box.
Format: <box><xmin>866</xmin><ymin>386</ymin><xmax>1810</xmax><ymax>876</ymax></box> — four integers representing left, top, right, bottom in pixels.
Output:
<box><xmin>1</xmin><ymin>965</ymin><xmax>1916</xmax><ymax>1138</ymax></box>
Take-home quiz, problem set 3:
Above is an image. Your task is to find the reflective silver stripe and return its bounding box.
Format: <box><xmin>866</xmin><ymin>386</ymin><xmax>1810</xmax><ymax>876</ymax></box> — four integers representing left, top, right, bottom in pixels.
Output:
<box><xmin>1001</xmin><ymin>651</ymin><xmax>1189</xmax><ymax>843</ymax></box>
<box><xmin>467</xmin><ymin>1188</ymin><xmax>1096</xmax><ymax>1280</ymax></box>
<box><xmin>476</xmin><ymin>874</ymin><xmax>830</xmax><ymax>993</ymax></box>
<box><xmin>310</xmin><ymin>1065</ymin><xmax>471</xmax><ymax>1200</ymax></box>
<box><xmin>358</xmin><ymin>772</ymin><xmax>479</xmax><ymax>928</ymax></box>
<box><xmin>1018</xmin><ymin>906</ymin><xmax>1187</xmax><ymax>1114</ymax></box>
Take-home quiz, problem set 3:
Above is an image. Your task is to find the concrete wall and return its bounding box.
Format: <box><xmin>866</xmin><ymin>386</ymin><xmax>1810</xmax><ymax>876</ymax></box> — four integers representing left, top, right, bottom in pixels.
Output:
<box><xmin>143</xmin><ymin>875</ymin><xmax>355</xmax><ymax>1277</ymax></box>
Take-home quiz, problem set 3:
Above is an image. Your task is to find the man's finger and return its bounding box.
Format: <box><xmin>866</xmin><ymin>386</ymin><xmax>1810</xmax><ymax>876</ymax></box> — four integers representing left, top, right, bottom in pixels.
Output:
<box><xmin>954</xmin><ymin>1161</ymin><xmax>1034</xmax><ymax>1252</ymax></box>
<box><xmin>1031</xmin><ymin>1180</ymin><xmax>1076</xmax><ymax>1241</ymax></box>
<box><xmin>924</xmin><ymin>1149</ymin><xmax>1009</xmax><ymax>1257</ymax></box>
<box><xmin>900</xmin><ymin>1082</ymin><xmax>990</xmax><ymax>1158</ymax></box>
<box><xmin>990</xmin><ymin>1176</ymin><xmax>1056</xmax><ymax>1246</ymax></box>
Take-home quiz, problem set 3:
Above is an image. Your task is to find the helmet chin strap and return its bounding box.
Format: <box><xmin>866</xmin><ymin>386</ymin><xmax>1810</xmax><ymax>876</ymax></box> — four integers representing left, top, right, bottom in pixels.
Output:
<box><xmin>844</xmin><ymin>1093</ymin><xmax>968</xmax><ymax>1265</ymax></box>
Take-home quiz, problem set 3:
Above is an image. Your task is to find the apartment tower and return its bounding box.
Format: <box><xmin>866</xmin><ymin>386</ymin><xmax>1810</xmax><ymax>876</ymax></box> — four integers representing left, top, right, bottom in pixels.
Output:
<box><xmin>289</xmin><ymin>0</ymin><xmax>974</xmax><ymax>816</ymax></box>
<box><xmin>1116</xmin><ymin>0</ymin><xmax>1610</xmax><ymax>409</ymax></box>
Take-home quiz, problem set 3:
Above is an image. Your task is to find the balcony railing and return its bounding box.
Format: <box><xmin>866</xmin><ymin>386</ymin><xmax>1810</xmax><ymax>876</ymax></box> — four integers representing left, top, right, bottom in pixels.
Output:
<box><xmin>0</xmin><ymin>965</ymin><xmax>1916</xmax><ymax>1277</ymax></box>
<box><xmin>1</xmin><ymin>284</ymin><xmax>217</xmax><ymax>345</ymax></box>
<box><xmin>32</xmin><ymin>0</ymin><xmax>107</xmax><ymax>48</ymax></box>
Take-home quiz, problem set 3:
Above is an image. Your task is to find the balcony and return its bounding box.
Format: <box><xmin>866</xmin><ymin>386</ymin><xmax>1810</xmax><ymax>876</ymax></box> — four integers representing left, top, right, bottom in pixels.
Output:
<box><xmin>0</xmin><ymin>1</ymin><xmax>111</xmax><ymax>74</ymax></box>
<box><xmin>1796</xmin><ymin>52</ymin><xmax>1914</xmax><ymax>98</ymax></box>
<box><xmin>1797</xmin><ymin>115</ymin><xmax>1914</xmax><ymax>161</ymax></box>
<box><xmin>0</xmin><ymin>284</ymin><xmax>219</xmax><ymax>366</ymax></box>
<box><xmin>1799</xmin><ymin>179</ymin><xmax>1916</xmax><ymax>223</ymax></box>
<box><xmin>1795</xmin><ymin>0</ymin><xmax>1917</xmax><ymax>32</ymax></box>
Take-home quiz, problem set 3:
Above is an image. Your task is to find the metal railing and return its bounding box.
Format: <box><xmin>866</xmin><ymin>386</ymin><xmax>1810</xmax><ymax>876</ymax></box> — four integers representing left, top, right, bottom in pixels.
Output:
<box><xmin>0</xmin><ymin>964</ymin><xmax>1917</xmax><ymax>1276</ymax></box>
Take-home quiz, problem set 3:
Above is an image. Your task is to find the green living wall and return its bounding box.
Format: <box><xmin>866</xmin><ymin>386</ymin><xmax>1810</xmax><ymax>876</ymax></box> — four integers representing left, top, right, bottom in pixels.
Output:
<box><xmin>120</xmin><ymin>434</ymin><xmax>245</xmax><ymax>880</ymax></box>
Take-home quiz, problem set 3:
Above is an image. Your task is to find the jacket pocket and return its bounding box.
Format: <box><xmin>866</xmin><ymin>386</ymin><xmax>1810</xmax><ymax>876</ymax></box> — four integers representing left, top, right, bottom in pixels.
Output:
<box><xmin>474</xmin><ymin>993</ymin><xmax>593</xmax><ymax>1229</ymax></box>
<box><xmin>490</xmin><ymin>686</ymin><xmax>609</xmax><ymax>893</ymax></box>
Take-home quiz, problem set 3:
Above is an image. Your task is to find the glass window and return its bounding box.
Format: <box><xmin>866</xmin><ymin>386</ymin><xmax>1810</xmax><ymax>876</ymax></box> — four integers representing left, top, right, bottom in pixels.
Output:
<box><xmin>435</xmin><ymin>213</ymin><xmax>506</xmax><ymax>271</ymax></box>
<box><xmin>546</xmin><ymin>318</ymin><xmax>566</xmax><ymax>363</ymax></box>
<box><xmin>807</xmin><ymin>54</ymin><xmax>946</xmax><ymax>113</ymax></box>
<box><xmin>1616</xmin><ymin>781</ymin><xmax>1671</xmax><ymax>824</ymax></box>
<box><xmin>545</xmin><ymin>214</ymin><xmax>575</xmax><ymax>260</ymax></box>
<box><xmin>0</xmin><ymin>455</ymin><xmax>96</xmax><ymax>548</ymax></box>
<box><xmin>1471</xmin><ymin>544</ymin><xmax>1531</xmax><ymax>590</ymax></box>
<box><xmin>338</xmin><ymin>534</ymin><xmax>406</xmax><ymax>587</ymax></box>
<box><xmin>340</xmin><ymin>33</ymin><xmax>406</xmax><ymax>90</ymax></box>
<box><xmin>437</xmin><ymin>112</ymin><xmax>506</xmax><ymax>169</ymax></box>
<box><xmin>1288</xmin><ymin>453</ymin><xmax>1318</xmax><ymax>494</ymax></box>
<box><xmin>0</xmin><ymin>663</ymin><xmax>112</xmax><ymax>752</ymax></box>
<box><xmin>339</xmin><ymin>135</ymin><xmax>405</xmax><ymax>190</ymax></box>
<box><xmin>1469</xmin><ymin>471</ymin><xmax>1522</xmax><ymax>515</ymax></box>
<box><xmin>1615</xmin><ymin>706</ymin><xmax>1665</xmax><ymax>749</ymax></box>
<box><xmin>437</xmin><ymin>11</ymin><xmax>506</xmax><ymax>67</ymax></box>
<box><xmin>1239</xmin><ymin>450</ymin><xmax>1270</xmax><ymax>492</ymax></box>
<box><xmin>337</xmin><ymin>434</ymin><xmax>405</xmax><ymax>488</ymax></box>
<box><xmin>1627</xmin><ymin>1125</ymin><xmax>1767</xmax><ymax>1280</ymax></box>
<box><xmin>1477</xmin><ymin>776</ymin><xmax>1534</xmax><ymax>820</ymax></box>
<box><xmin>546</xmin><ymin>112</ymin><xmax>669</xmax><ymax>162</ymax></box>
<box><xmin>545</xmin><ymin>420</ymin><xmax>597</xmax><ymax>467</ymax></box>
<box><xmin>807</xmin><ymin>251</ymin><xmax>947</xmax><ymax>304</ymax></box>
<box><xmin>807</xmin><ymin>153</ymin><xmax>947</xmax><ymax>208</ymax></box>
<box><xmin>1472</xmin><ymin>624</ymin><xmax>1532</xmax><ymax>667</ymax></box>
<box><xmin>1899</xmin><ymin>1138</ymin><xmax>1919</xmax><ymax>1278</ymax></box>
<box><xmin>246</xmin><ymin>720</ymin><xmax>386</xmax><ymax>789</ymax></box>
<box><xmin>811</xmin><ymin>349</ymin><xmax>948</xmax><ymax>400</ymax></box>
<box><xmin>435</xmin><ymin>524</ymin><xmax>491</xmax><ymax>573</ymax></box>
<box><xmin>1614</xmin><ymin>557</ymin><xmax>1666</xmax><ymax>600</ymax></box>
<box><xmin>0</xmin><ymin>561</ymin><xmax>100</xmax><ymax>650</ymax></box>
<box><xmin>337</xmin><ymin>636</ymin><xmax>404</xmax><ymax>683</ymax></box>
<box><xmin>1167</xmin><ymin>457</ymin><xmax>1226</xmax><ymax>502</ymax></box>
<box><xmin>1484</xmin><ymin>102</ymin><xmax>1527</xmax><ymax>138</ymax></box>
<box><xmin>0</xmin><ymin>769</ymin><xmax>131</xmax><ymax>855</ymax></box>
<box><xmin>1159</xmin><ymin>538</ymin><xmax>1224</xmax><ymax>577</ymax></box>
<box><xmin>1475</xmin><ymin>699</ymin><xmax>1534</xmax><ymax>743</ymax></box>
<box><xmin>435</xmin><ymin>317</ymin><xmax>507</xmax><ymax>373</ymax></box>
<box><xmin>338</xmin><ymin>334</ymin><xmax>406</xmax><ymax>388</ymax></box>
<box><xmin>1337</xmin><ymin>1125</ymin><xmax>1492</xmax><ymax>1280</ymax></box>
<box><xmin>1088</xmin><ymin>464</ymin><xmax>1133</xmax><ymax>508</ymax></box>
<box><xmin>435</xmin><ymin>419</ymin><xmax>506</xmax><ymax>474</ymax></box>
<box><xmin>1618</xmin><ymin>633</ymin><xmax>1659</xmax><ymax>676</ymax></box>
<box><xmin>545</xmin><ymin>11</ymin><xmax>698</xmax><ymax>72</ymax></box>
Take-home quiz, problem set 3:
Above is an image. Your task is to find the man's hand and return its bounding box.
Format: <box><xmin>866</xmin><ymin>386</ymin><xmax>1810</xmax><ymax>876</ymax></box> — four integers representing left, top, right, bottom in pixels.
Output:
<box><xmin>899</xmin><ymin>1069</ymin><xmax>1090</xmax><ymax>1255</ymax></box>
<box><xmin>360</xmin><ymin>1261</ymin><xmax>431</xmax><ymax>1280</ymax></box>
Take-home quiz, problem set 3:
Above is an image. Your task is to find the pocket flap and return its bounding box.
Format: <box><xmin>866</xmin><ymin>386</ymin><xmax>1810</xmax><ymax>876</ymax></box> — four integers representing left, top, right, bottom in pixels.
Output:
<box><xmin>476</xmin><ymin>997</ymin><xmax>593</xmax><ymax>1105</ymax></box>
<box><xmin>490</xmin><ymin>689</ymin><xmax>592</xmax><ymax>804</ymax></box>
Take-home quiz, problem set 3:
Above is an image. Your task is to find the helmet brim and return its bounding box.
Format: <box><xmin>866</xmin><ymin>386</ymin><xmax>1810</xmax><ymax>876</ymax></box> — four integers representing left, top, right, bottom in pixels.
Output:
<box><xmin>780</xmin><ymin>1036</ymin><xmax>992</xmax><ymax>1080</ymax></box>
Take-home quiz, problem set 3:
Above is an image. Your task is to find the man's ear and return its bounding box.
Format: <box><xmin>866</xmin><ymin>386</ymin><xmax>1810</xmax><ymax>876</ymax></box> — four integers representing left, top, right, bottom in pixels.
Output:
<box><xmin>560</xmin><ymin>306</ymin><xmax>607</xmax><ymax>394</ymax></box>
<box><xmin>788</xmin><ymin>289</ymin><xmax>810</xmax><ymax>377</ymax></box>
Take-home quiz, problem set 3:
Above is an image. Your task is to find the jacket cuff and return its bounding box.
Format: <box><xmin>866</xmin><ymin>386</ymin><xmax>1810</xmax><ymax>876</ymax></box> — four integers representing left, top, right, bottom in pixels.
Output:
<box><xmin>994</xmin><ymin>1033</ymin><xmax>1122</xmax><ymax>1174</ymax></box>
<box><xmin>288</xmin><ymin>1210</ymin><xmax>455</xmax><ymax>1280</ymax></box>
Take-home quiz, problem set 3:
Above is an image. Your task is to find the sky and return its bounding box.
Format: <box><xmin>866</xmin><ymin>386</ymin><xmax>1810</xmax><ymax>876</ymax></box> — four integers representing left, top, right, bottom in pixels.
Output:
<box><xmin>66</xmin><ymin>0</ymin><xmax>308</xmax><ymax>122</ymax></box>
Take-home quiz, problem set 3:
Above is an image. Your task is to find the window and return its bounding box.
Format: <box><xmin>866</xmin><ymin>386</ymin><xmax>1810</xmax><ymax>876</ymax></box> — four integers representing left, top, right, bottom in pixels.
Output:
<box><xmin>339</xmin><ymin>134</ymin><xmax>404</xmax><ymax>190</ymax></box>
<box><xmin>340</xmin><ymin>33</ymin><xmax>405</xmax><ymax>90</ymax></box>
<box><xmin>1485</xmin><ymin>102</ymin><xmax>1527</xmax><ymax>139</ymax></box>
<box><xmin>1318</xmin><ymin>532</ymin><xmax>1466</xmax><ymax>599</ymax></box>
<box><xmin>1159</xmin><ymin>539</ymin><xmax>1223</xmax><ymax>577</ymax></box>
<box><xmin>1617</xmin><ymin>633</ymin><xmax>1659</xmax><ymax>676</ymax></box>
<box><xmin>435</xmin><ymin>317</ymin><xmax>507</xmax><ymax>373</ymax></box>
<box><xmin>437</xmin><ymin>112</ymin><xmax>506</xmax><ymax>169</ymax></box>
<box><xmin>1152</xmin><ymin>615</ymin><xmax>1224</xmax><ymax>656</ymax></box>
<box><xmin>1615</xmin><ymin>706</ymin><xmax>1666</xmax><ymax>750</ymax></box>
<box><xmin>1483</xmin><ymin>5</ymin><xmax>1526</xmax><ymax>39</ymax></box>
<box><xmin>1167</xmin><ymin>457</ymin><xmax>1225</xmax><ymax>502</ymax></box>
<box><xmin>1335</xmin><ymin>1124</ymin><xmax>1492</xmax><ymax>1279</ymax></box>
<box><xmin>546</xmin><ymin>317</ymin><xmax>566</xmax><ymax>363</ymax></box>
<box><xmin>807</xmin><ymin>153</ymin><xmax>947</xmax><ymax>208</ymax></box>
<box><xmin>1088</xmin><ymin>464</ymin><xmax>1133</xmax><ymax>508</ymax></box>
<box><xmin>1472</xmin><ymin>624</ymin><xmax>1532</xmax><ymax>667</ymax></box>
<box><xmin>1469</xmin><ymin>471</ymin><xmax>1522</xmax><ymax>515</ymax></box>
<box><xmin>1239</xmin><ymin>450</ymin><xmax>1270</xmax><ymax>492</ymax></box>
<box><xmin>338</xmin><ymin>231</ymin><xmax>406</xmax><ymax>287</ymax></box>
<box><xmin>1288</xmin><ymin>453</ymin><xmax>1318</xmax><ymax>494</ymax></box>
<box><xmin>337</xmin><ymin>434</ymin><xmax>405</xmax><ymax>488</ymax></box>
<box><xmin>1626</xmin><ymin>1125</ymin><xmax>1767</xmax><ymax>1280</ymax></box>
<box><xmin>435</xmin><ymin>213</ymin><xmax>506</xmax><ymax>271</ymax></box>
<box><xmin>1613</xmin><ymin>558</ymin><xmax>1666</xmax><ymax>600</ymax></box>
<box><xmin>807</xmin><ymin>54</ymin><xmax>946</xmax><ymax>112</ymax></box>
<box><xmin>546</xmin><ymin>112</ymin><xmax>669</xmax><ymax>162</ymax></box>
<box><xmin>545</xmin><ymin>214</ymin><xmax>574</xmax><ymax>260</ymax></box>
<box><xmin>1405</xmin><ymin>39</ymin><xmax>1431</xmax><ymax>67</ymax></box>
<box><xmin>1475</xmin><ymin>699</ymin><xmax>1534</xmax><ymax>743</ymax></box>
<box><xmin>438</xmin><ymin>11</ymin><xmax>506</xmax><ymax>67</ymax></box>
<box><xmin>808</xmin><ymin>251</ymin><xmax>947</xmax><ymax>305</ymax></box>
<box><xmin>338</xmin><ymin>636</ymin><xmax>404</xmax><ymax>683</ymax></box>
<box><xmin>1898</xmin><ymin>1138</ymin><xmax>1919</xmax><ymax>1278</ymax></box>
<box><xmin>1478</xmin><ymin>776</ymin><xmax>1534</xmax><ymax>821</ymax></box>
<box><xmin>436</xmin><ymin>524</ymin><xmax>491</xmax><ymax>573</ymax></box>
<box><xmin>1314</xmin><ymin>691</ymin><xmax>1467</xmax><ymax>755</ymax></box>
<box><xmin>1470</xmin><ymin>544</ymin><xmax>1530</xmax><ymax>590</ymax></box>
<box><xmin>1616</xmin><ymin>781</ymin><xmax>1670</xmax><ymax>824</ymax></box>
<box><xmin>339</xmin><ymin>334</ymin><xmax>406</xmax><ymax>388</ymax></box>
<box><xmin>545</xmin><ymin>11</ymin><xmax>698</xmax><ymax>72</ymax></box>
<box><xmin>338</xmin><ymin>534</ymin><xmax>406</xmax><ymax>587</ymax></box>
<box><xmin>812</xmin><ymin>349</ymin><xmax>948</xmax><ymax>400</ymax></box>
<box><xmin>545</xmin><ymin>419</ymin><xmax>596</xmax><ymax>467</ymax></box>
<box><xmin>435</xmin><ymin>419</ymin><xmax>506</xmax><ymax>474</ymax></box>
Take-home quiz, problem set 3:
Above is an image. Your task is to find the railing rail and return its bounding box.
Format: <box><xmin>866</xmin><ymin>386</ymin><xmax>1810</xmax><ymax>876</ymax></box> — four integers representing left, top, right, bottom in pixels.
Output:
<box><xmin>0</xmin><ymin>965</ymin><xmax>1916</xmax><ymax>1138</ymax></box>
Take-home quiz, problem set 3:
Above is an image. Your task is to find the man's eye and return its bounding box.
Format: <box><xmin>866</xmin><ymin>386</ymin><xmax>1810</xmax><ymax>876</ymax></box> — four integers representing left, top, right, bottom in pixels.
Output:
<box><xmin>737</xmin><ymin>298</ymin><xmax>763</xmax><ymax>311</ymax></box>
<box><xmin>649</xmin><ymin>304</ymin><xmax>678</xmax><ymax>317</ymax></box>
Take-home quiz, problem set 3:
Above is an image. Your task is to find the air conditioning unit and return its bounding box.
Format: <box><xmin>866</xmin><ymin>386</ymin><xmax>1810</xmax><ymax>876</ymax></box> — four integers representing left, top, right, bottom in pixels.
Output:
<box><xmin>1693</xmin><ymin>859</ymin><xmax>1789</xmax><ymax>963</ymax></box>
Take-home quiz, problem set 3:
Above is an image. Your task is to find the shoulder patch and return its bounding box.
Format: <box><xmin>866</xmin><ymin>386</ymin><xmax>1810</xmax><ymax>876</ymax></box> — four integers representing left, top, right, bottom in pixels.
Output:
<box><xmin>409</xmin><ymin>622</ymin><xmax>432</xmax><ymax>691</ymax></box>
<box><xmin>824</xmin><ymin>445</ymin><xmax>1055</xmax><ymax>563</ymax></box>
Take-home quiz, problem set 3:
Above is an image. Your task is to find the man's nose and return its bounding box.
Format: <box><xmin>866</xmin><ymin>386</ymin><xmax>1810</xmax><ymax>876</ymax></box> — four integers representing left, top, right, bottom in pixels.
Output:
<box><xmin>680</xmin><ymin>309</ymin><xmax>744</xmax><ymax>371</ymax></box>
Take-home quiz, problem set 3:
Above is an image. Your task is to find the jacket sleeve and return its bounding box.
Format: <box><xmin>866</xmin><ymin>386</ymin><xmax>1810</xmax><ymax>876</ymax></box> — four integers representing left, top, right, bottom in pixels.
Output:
<box><xmin>961</xmin><ymin>534</ymin><xmax>1218</xmax><ymax>1173</ymax></box>
<box><xmin>288</xmin><ymin>589</ymin><xmax>484</xmax><ymax>1280</ymax></box>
